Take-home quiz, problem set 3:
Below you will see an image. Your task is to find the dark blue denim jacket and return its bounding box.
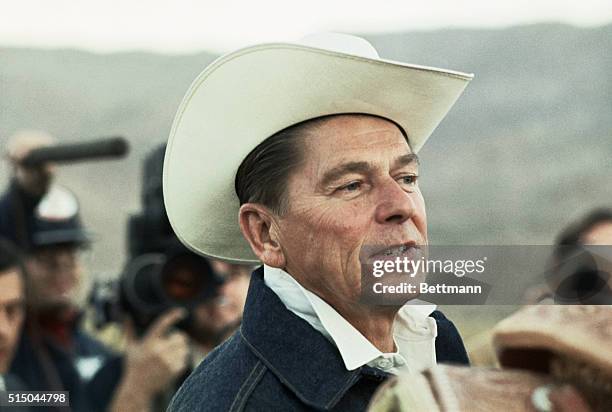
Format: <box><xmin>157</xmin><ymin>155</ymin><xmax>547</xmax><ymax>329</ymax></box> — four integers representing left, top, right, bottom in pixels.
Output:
<box><xmin>10</xmin><ymin>322</ymin><xmax>112</xmax><ymax>412</ymax></box>
<box><xmin>168</xmin><ymin>267</ymin><xmax>468</xmax><ymax>411</ymax></box>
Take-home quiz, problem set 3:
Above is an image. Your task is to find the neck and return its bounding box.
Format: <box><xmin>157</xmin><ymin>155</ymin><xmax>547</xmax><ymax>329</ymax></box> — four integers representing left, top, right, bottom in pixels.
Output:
<box><xmin>333</xmin><ymin>301</ymin><xmax>399</xmax><ymax>352</ymax></box>
<box><xmin>29</xmin><ymin>306</ymin><xmax>79</xmax><ymax>347</ymax></box>
<box><xmin>284</xmin><ymin>265</ymin><xmax>400</xmax><ymax>353</ymax></box>
<box><xmin>32</xmin><ymin>305</ymin><xmax>78</xmax><ymax>323</ymax></box>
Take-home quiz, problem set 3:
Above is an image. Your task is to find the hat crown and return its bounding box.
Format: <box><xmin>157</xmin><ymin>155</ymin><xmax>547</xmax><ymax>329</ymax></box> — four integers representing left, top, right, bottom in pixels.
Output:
<box><xmin>164</xmin><ymin>33</ymin><xmax>472</xmax><ymax>263</ymax></box>
<box><xmin>36</xmin><ymin>185</ymin><xmax>79</xmax><ymax>221</ymax></box>
<box><xmin>296</xmin><ymin>32</ymin><xmax>380</xmax><ymax>59</ymax></box>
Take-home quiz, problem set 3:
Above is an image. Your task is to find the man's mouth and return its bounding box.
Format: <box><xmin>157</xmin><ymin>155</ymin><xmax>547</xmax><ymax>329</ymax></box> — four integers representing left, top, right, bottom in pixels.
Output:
<box><xmin>381</xmin><ymin>244</ymin><xmax>413</xmax><ymax>257</ymax></box>
<box><xmin>371</xmin><ymin>242</ymin><xmax>420</xmax><ymax>260</ymax></box>
<box><xmin>363</xmin><ymin>241</ymin><xmax>424</xmax><ymax>265</ymax></box>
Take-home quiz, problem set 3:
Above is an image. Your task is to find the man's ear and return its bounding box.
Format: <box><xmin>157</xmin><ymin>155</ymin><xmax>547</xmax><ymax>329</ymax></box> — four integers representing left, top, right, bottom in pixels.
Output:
<box><xmin>238</xmin><ymin>203</ymin><xmax>286</xmax><ymax>268</ymax></box>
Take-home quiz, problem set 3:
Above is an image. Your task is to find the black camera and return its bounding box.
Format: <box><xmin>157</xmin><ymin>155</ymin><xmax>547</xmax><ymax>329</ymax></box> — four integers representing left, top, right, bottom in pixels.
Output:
<box><xmin>90</xmin><ymin>144</ymin><xmax>224</xmax><ymax>336</ymax></box>
<box><xmin>118</xmin><ymin>242</ymin><xmax>223</xmax><ymax>335</ymax></box>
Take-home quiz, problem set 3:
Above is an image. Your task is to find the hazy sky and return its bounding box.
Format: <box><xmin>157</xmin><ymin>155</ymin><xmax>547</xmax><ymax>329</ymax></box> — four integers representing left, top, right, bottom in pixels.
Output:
<box><xmin>2</xmin><ymin>0</ymin><xmax>611</xmax><ymax>53</ymax></box>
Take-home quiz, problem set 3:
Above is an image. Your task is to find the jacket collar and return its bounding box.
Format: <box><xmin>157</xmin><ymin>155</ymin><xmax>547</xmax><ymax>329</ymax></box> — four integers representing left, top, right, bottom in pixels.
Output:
<box><xmin>263</xmin><ymin>265</ymin><xmax>438</xmax><ymax>372</ymax></box>
<box><xmin>240</xmin><ymin>266</ymin><xmax>377</xmax><ymax>410</ymax></box>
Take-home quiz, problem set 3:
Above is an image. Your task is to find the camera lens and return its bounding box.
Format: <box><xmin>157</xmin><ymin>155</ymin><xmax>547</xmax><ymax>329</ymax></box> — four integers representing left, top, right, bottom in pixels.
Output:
<box><xmin>161</xmin><ymin>254</ymin><xmax>207</xmax><ymax>302</ymax></box>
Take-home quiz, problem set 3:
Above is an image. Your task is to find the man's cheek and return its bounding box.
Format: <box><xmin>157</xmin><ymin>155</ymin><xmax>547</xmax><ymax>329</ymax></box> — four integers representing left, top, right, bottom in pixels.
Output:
<box><xmin>412</xmin><ymin>190</ymin><xmax>428</xmax><ymax>239</ymax></box>
<box><xmin>282</xmin><ymin>202</ymin><xmax>368</xmax><ymax>262</ymax></box>
<box><xmin>312</xmin><ymin>204</ymin><xmax>371</xmax><ymax>239</ymax></box>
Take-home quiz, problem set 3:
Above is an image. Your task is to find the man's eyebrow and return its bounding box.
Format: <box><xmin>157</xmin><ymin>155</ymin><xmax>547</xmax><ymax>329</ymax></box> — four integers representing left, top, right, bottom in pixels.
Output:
<box><xmin>319</xmin><ymin>161</ymin><xmax>372</xmax><ymax>187</ymax></box>
<box><xmin>319</xmin><ymin>154</ymin><xmax>419</xmax><ymax>188</ymax></box>
<box><xmin>392</xmin><ymin>153</ymin><xmax>419</xmax><ymax>169</ymax></box>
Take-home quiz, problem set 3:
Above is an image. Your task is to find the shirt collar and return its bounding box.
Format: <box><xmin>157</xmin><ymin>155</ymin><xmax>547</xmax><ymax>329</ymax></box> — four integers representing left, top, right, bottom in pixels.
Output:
<box><xmin>264</xmin><ymin>265</ymin><xmax>437</xmax><ymax>372</ymax></box>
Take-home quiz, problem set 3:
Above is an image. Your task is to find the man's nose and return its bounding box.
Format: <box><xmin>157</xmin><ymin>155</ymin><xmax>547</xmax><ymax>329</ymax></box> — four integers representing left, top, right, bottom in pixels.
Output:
<box><xmin>373</xmin><ymin>178</ymin><xmax>417</xmax><ymax>225</ymax></box>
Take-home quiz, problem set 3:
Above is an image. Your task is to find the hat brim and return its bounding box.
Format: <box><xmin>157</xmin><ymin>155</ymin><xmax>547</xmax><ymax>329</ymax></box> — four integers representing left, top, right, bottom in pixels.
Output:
<box><xmin>163</xmin><ymin>43</ymin><xmax>473</xmax><ymax>263</ymax></box>
<box><xmin>32</xmin><ymin>229</ymin><xmax>92</xmax><ymax>249</ymax></box>
<box><xmin>493</xmin><ymin>306</ymin><xmax>612</xmax><ymax>375</ymax></box>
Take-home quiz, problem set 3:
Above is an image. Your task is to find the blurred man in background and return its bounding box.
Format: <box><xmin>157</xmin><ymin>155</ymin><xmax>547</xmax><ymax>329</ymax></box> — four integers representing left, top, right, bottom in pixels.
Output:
<box><xmin>87</xmin><ymin>144</ymin><xmax>252</xmax><ymax>412</ymax></box>
<box><xmin>95</xmin><ymin>257</ymin><xmax>251</xmax><ymax>412</ymax></box>
<box><xmin>1</xmin><ymin>130</ymin><xmax>113</xmax><ymax>410</ymax></box>
<box><xmin>544</xmin><ymin>208</ymin><xmax>612</xmax><ymax>304</ymax></box>
<box><xmin>1</xmin><ymin>131</ymin><xmax>193</xmax><ymax>411</ymax></box>
<box><xmin>468</xmin><ymin>208</ymin><xmax>612</xmax><ymax>366</ymax></box>
<box><xmin>520</xmin><ymin>208</ymin><xmax>612</xmax><ymax>305</ymax></box>
<box><xmin>0</xmin><ymin>238</ymin><xmax>27</xmax><ymax>392</ymax></box>
<box><xmin>121</xmin><ymin>143</ymin><xmax>252</xmax><ymax>364</ymax></box>
<box><xmin>189</xmin><ymin>259</ymin><xmax>251</xmax><ymax>362</ymax></box>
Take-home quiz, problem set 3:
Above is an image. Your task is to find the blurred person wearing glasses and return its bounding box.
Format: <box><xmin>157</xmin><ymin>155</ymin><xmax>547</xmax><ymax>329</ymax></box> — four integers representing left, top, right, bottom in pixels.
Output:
<box><xmin>188</xmin><ymin>260</ymin><xmax>251</xmax><ymax>360</ymax></box>
<box><xmin>91</xmin><ymin>255</ymin><xmax>251</xmax><ymax>412</ymax></box>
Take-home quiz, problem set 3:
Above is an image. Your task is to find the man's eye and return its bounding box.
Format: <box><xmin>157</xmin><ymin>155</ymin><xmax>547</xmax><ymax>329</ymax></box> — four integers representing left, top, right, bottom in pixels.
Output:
<box><xmin>399</xmin><ymin>175</ymin><xmax>418</xmax><ymax>186</ymax></box>
<box><xmin>339</xmin><ymin>181</ymin><xmax>362</xmax><ymax>192</ymax></box>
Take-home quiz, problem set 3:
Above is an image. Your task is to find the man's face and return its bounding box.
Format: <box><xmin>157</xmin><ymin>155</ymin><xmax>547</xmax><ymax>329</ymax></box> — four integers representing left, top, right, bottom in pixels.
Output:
<box><xmin>26</xmin><ymin>244</ymin><xmax>84</xmax><ymax>310</ymax></box>
<box><xmin>0</xmin><ymin>268</ymin><xmax>25</xmax><ymax>373</ymax></box>
<box><xmin>192</xmin><ymin>260</ymin><xmax>251</xmax><ymax>343</ymax></box>
<box><xmin>275</xmin><ymin>115</ymin><xmax>427</xmax><ymax>306</ymax></box>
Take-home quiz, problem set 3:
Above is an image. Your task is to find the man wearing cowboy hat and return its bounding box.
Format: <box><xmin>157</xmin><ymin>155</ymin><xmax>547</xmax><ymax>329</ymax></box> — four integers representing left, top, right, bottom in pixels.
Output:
<box><xmin>165</xmin><ymin>33</ymin><xmax>472</xmax><ymax>411</ymax></box>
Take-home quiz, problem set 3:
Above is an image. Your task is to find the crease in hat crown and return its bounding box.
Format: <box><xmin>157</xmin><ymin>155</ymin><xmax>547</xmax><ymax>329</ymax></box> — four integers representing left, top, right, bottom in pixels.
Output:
<box><xmin>295</xmin><ymin>32</ymin><xmax>380</xmax><ymax>58</ymax></box>
<box><xmin>163</xmin><ymin>32</ymin><xmax>474</xmax><ymax>263</ymax></box>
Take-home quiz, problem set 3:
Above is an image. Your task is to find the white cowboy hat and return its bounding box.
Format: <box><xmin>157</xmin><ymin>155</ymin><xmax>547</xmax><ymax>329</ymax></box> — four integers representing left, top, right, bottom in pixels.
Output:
<box><xmin>163</xmin><ymin>33</ymin><xmax>473</xmax><ymax>264</ymax></box>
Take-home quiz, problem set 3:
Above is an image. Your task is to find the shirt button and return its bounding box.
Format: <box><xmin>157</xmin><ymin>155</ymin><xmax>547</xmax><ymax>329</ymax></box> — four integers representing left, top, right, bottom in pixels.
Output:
<box><xmin>376</xmin><ymin>358</ymin><xmax>393</xmax><ymax>369</ymax></box>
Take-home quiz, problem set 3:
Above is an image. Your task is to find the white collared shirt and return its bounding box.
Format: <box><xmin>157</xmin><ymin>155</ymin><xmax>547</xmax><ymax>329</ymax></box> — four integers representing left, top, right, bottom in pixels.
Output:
<box><xmin>263</xmin><ymin>265</ymin><xmax>438</xmax><ymax>375</ymax></box>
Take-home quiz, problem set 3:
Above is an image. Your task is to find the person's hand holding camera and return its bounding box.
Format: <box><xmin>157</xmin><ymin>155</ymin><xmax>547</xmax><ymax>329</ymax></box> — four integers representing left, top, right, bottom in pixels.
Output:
<box><xmin>110</xmin><ymin>308</ymin><xmax>190</xmax><ymax>412</ymax></box>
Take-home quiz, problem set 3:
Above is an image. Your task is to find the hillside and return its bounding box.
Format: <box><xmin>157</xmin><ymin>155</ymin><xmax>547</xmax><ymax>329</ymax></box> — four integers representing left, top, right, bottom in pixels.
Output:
<box><xmin>1</xmin><ymin>23</ymin><xmax>611</xmax><ymax>278</ymax></box>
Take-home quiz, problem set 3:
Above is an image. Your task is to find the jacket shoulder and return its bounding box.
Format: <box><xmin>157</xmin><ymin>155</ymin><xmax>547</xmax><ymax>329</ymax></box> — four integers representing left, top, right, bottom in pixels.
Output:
<box><xmin>430</xmin><ymin>309</ymin><xmax>470</xmax><ymax>365</ymax></box>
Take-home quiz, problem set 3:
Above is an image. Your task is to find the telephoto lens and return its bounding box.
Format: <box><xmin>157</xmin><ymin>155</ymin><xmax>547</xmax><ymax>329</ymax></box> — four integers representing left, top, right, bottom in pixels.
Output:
<box><xmin>120</xmin><ymin>242</ymin><xmax>224</xmax><ymax>336</ymax></box>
